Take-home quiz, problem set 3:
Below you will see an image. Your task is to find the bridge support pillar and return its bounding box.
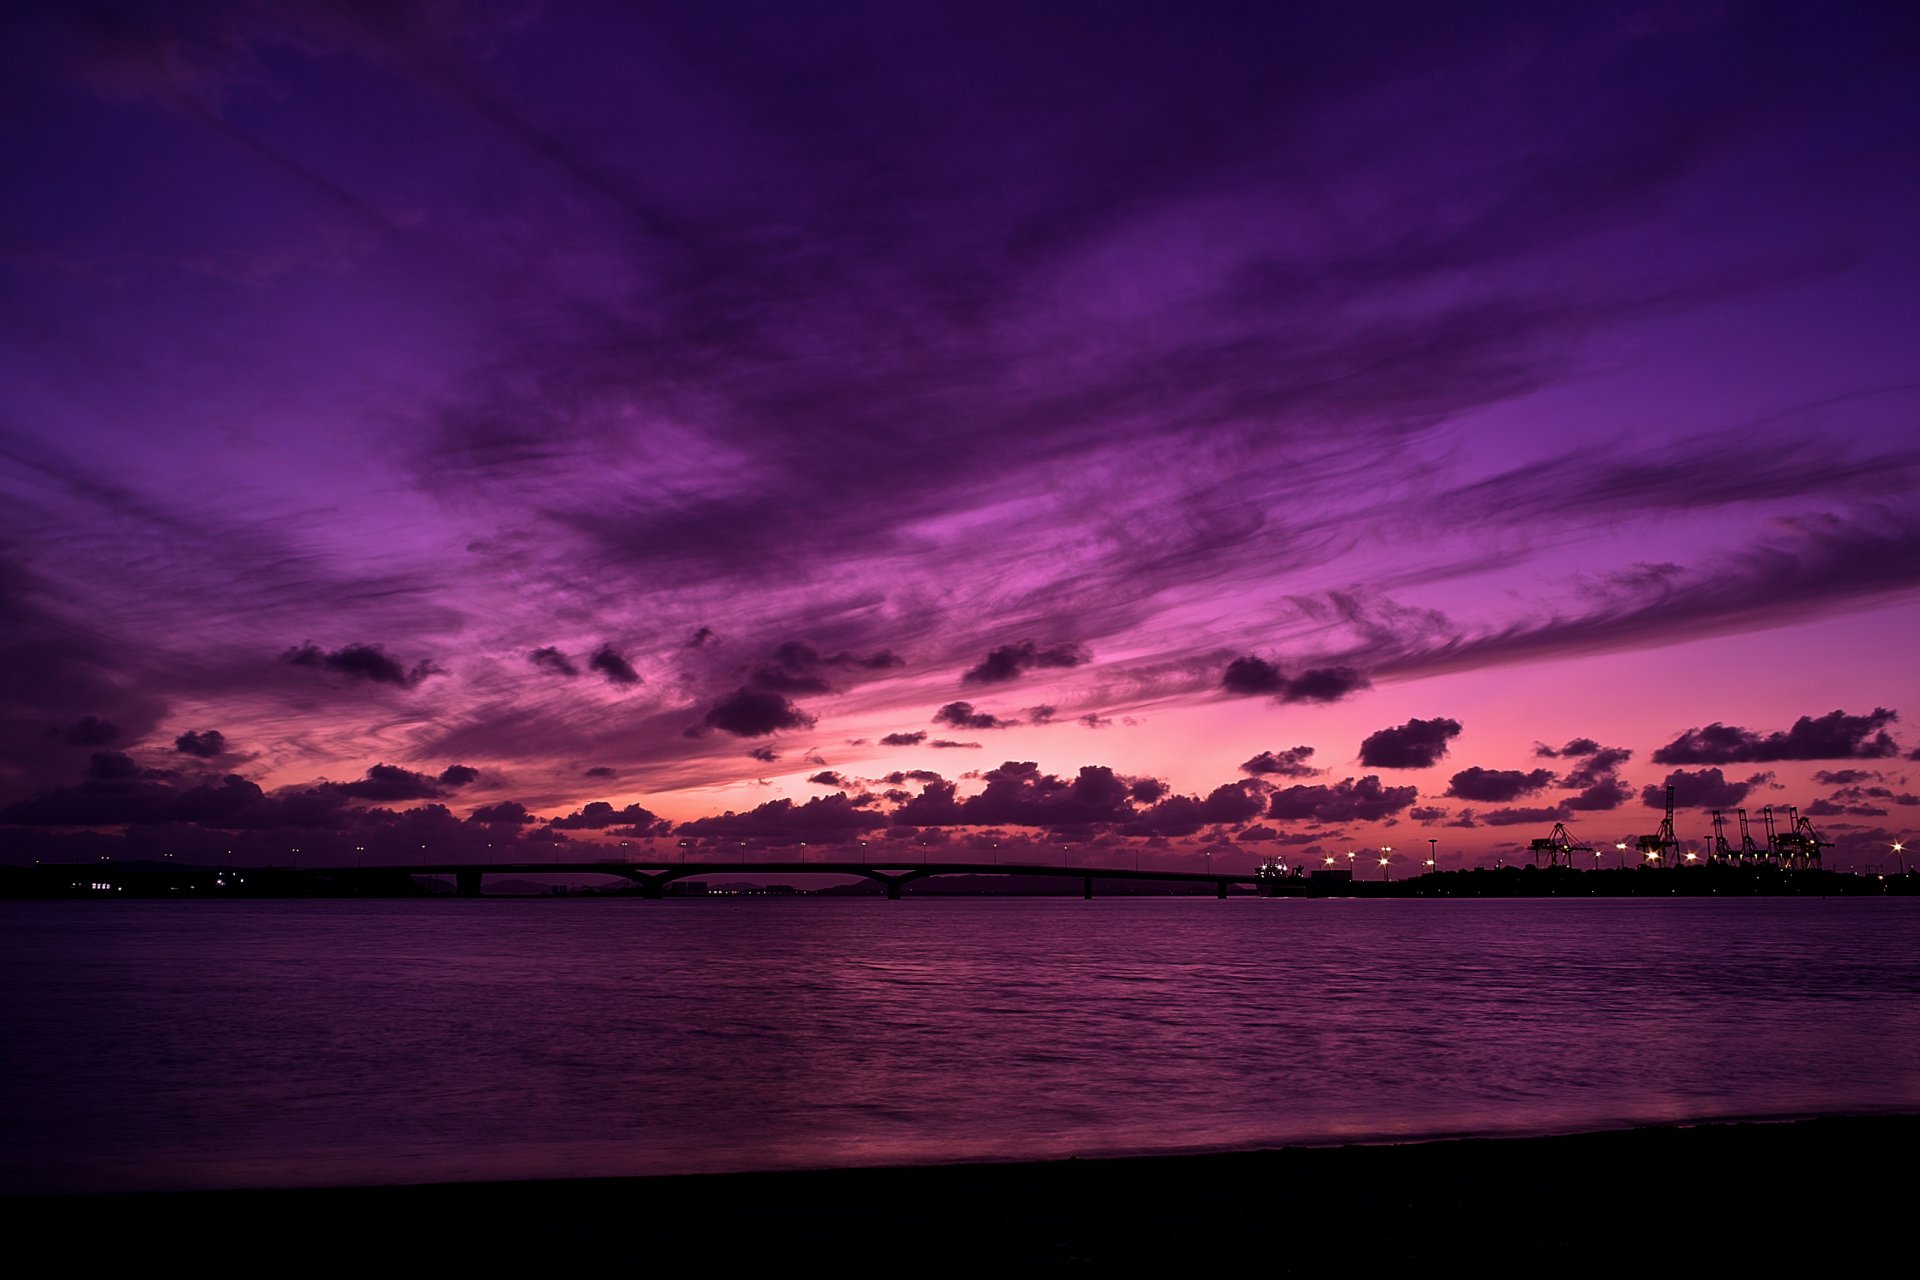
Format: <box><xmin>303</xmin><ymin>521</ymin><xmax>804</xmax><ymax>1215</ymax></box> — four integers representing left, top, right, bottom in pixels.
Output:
<box><xmin>1216</xmin><ymin>880</ymin><xmax>1228</xmax><ymax>899</ymax></box>
<box><xmin>1083</xmin><ymin>875</ymin><xmax>1094</xmax><ymax>900</ymax></box>
<box><xmin>886</xmin><ymin>878</ymin><xmax>902</xmax><ymax>901</ymax></box>
<box><xmin>456</xmin><ymin>869</ymin><xmax>482</xmax><ymax>898</ymax></box>
<box><xmin>640</xmin><ymin>876</ymin><xmax>665</xmax><ymax>899</ymax></box>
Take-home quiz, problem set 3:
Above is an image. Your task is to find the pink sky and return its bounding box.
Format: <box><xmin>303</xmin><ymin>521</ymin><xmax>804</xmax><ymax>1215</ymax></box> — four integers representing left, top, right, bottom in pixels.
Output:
<box><xmin>2</xmin><ymin>1</ymin><xmax>1917</xmax><ymax>872</ymax></box>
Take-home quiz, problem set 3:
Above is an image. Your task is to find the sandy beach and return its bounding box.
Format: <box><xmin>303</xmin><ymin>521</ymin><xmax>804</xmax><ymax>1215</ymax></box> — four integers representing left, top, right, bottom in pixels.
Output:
<box><xmin>9</xmin><ymin>1114</ymin><xmax>1913</xmax><ymax>1274</ymax></box>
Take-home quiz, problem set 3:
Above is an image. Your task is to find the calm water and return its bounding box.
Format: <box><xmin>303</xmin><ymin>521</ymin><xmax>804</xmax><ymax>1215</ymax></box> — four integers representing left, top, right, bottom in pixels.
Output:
<box><xmin>4</xmin><ymin>897</ymin><xmax>1918</xmax><ymax>1194</ymax></box>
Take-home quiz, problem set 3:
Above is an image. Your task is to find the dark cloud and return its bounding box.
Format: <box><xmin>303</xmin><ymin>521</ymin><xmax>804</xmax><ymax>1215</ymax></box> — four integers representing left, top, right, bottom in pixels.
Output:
<box><xmin>1268</xmin><ymin>776</ymin><xmax>1418</xmax><ymax>823</ymax></box>
<box><xmin>678</xmin><ymin>794</ymin><xmax>887</xmax><ymax>844</ymax></box>
<box><xmin>335</xmin><ymin>764</ymin><xmax>447</xmax><ymax>802</ymax></box>
<box><xmin>1535</xmin><ymin>737</ymin><xmax>1601</xmax><ymax>758</ymax></box>
<box><xmin>283</xmin><ymin>643</ymin><xmax>437</xmax><ymax>689</ymax></box>
<box><xmin>1408</xmin><ymin>805</ymin><xmax>1450</xmax><ymax>822</ymax></box>
<box><xmin>702</xmin><ymin>689</ymin><xmax>815</xmax><ymax>737</ymax></box>
<box><xmin>962</xmin><ymin>640</ymin><xmax>1091</xmax><ymax>685</ymax></box>
<box><xmin>1028</xmin><ymin>705</ymin><xmax>1057</xmax><ymax>723</ymax></box>
<box><xmin>1480</xmin><ymin>805</ymin><xmax>1572</xmax><ymax>827</ymax></box>
<box><xmin>807</xmin><ymin>770</ymin><xmax>847</xmax><ymax>788</ymax></box>
<box><xmin>588</xmin><ymin>644</ymin><xmax>641</xmax><ymax>687</ymax></box>
<box><xmin>933</xmin><ymin>702</ymin><xmax>1015</xmax><ymax>730</ymax></box>
<box><xmin>1221</xmin><ymin>657</ymin><xmax>1369</xmax><ymax>703</ymax></box>
<box><xmin>1560</xmin><ymin>747</ymin><xmax>1633</xmax><ymax>789</ymax></box>
<box><xmin>899</xmin><ymin>761</ymin><xmax>1140</xmax><ymax>829</ymax></box>
<box><xmin>1813</xmin><ymin>769</ymin><xmax>1881</xmax><ymax>785</ymax></box>
<box><xmin>1826</xmin><ymin>784</ymin><xmax>1920</xmax><ymax>807</ymax></box>
<box><xmin>470</xmin><ymin>801</ymin><xmax>536</xmax><ymax>825</ymax></box>
<box><xmin>173</xmin><ymin>729</ymin><xmax>227</xmax><ymax>758</ymax></box>
<box><xmin>746</xmin><ymin>745</ymin><xmax>779</xmax><ymax>762</ymax></box>
<box><xmin>437</xmin><ymin>764</ymin><xmax>479</xmax><ymax>787</ymax></box>
<box><xmin>1130</xmin><ymin>778</ymin><xmax>1170</xmax><ymax>803</ymax></box>
<box><xmin>1644</xmin><ymin>768</ymin><xmax>1769</xmax><ymax>811</ymax></box>
<box><xmin>880</xmin><ymin>731</ymin><xmax>927</xmax><ymax>746</ymax></box>
<box><xmin>1565</xmin><ymin>776</ymin><xmax>1634</xmax><ymax>811</ymax></box>
<box><xmin>1221</xmin><ymin>657</ymin><xmax>1285</xmax><ymax>695</ymax></box>
<box><xmin>1358</xmin><ymin>717</ymin><xmax>1462</xmax><ymax>769</ymax></box>
<box><xmin>1080</xmin><ymin>714</ymin><xmax>1112</xmax><ymax>729</ymax></box>
<box><xmin>528</xmin><ymin>646</ymin><xmax>580</xmax><ymax>677</ymax></box>
<box><xmin>550</xmin><ymin>801</ymin><xmax>669</xmax><ymax>834</ymax></box>
<box><xmin>882</xmin><ymin>770</ymin><xmax>944</xmax><ymax>785</ymax></box>
<box><xmin>686</xmin><ymin>626</ymin><xmax>716</xmax><ymax>648</ymax></box>
<box><xmin>86</xmin><ymin>750</ymin><xmax>143</xmax><ymax>783</ymax></box>
<box><xmin>928</xmin><ymin>739</ymin><xmax>980</xmax><ymax>749</ymax></box>
<box><xmin>1651</xmin><ymin>708</ymin><xmax>1900</xmax><ymax>764</ymax></box>
<box><xmin>0</xmin><ymin>768</ymin><xmax>271</xmax><ymax>828</ymax></box>
<box><xmin>1446</xmin><ymin>767</ymin><xmax>1556</xmax><ymax>802</ymax></box>
<box><xmin>584</xmin><ymin>766</ymin><xmax>618</xmax><ymax>778</ymax></box>
<box><xmin>1241</xmin><ymin>746</ymin><xmax>1318</xmax><ymax>778</ymax></box>
<box><xmin>57</xmin><ymin>715</ymin><xmax>120</xmax><ymax>746</ymax></box>
<box><xmin>1197</xmin><ymin>779</ymin><xmax>1271</xmax><ymax>825</ymax></box>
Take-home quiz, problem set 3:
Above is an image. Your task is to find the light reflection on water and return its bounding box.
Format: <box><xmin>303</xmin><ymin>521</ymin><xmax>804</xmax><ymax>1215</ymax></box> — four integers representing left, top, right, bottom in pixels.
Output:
<box><xmin>3</xmin><ymin>897</ymin><xmax>1918</xmax><ymax>1193</ymax></box>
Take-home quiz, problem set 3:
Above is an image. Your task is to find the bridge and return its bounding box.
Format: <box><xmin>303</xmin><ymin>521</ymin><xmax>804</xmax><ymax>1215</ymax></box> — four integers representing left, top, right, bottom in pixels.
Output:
<box><xmin>395</xmin><ymin>860</ymin><xmax>1260</xmax><ymax>899</ymax></box>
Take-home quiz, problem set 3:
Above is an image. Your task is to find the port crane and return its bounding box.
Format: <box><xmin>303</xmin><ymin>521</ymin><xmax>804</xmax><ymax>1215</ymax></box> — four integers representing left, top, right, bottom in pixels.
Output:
<box><xmin>1771</xmin><ymin>806</ymin><xmax>1831</xmax><ymax>870</ymax></box>
<box><xmin>1709</xmin><ymin>811</ymin><xmax>1736</xmax><ymax>864</ymax></box>
<box><xmin>1528</xmin><ymin>822</ymin><xmax>1592</xmax><ymax>867</ymax></box>
<box><xmin>1636</xmin><ymin>784</ymin><xmax>1680</xmax><ymax>864</ymax></box>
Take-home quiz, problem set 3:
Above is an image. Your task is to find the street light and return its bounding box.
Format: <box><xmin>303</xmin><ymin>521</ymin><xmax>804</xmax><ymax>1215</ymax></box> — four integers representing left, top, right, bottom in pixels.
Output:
<box><xmin>1379</xmin><ymin>847</ymin><xmax>1392</xmax><ymax>881</ymax></box>
<box><xmin>1427</xmin><ymin>838</ymin><xmax>1437</xmax><ymax>871</ymax></box>
<box><xmin>1895</xmin><ymin>841</ymin><xmax>1907</xmax><ymax>874</ymax></box>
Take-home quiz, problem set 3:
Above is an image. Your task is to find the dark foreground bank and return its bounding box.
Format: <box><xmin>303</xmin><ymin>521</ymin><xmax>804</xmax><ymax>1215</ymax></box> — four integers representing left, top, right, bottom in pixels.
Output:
<box><xmin>6</xmin><ymin>1115</ymin><xmax>1914</xmax><ymax>1275</ymax></box>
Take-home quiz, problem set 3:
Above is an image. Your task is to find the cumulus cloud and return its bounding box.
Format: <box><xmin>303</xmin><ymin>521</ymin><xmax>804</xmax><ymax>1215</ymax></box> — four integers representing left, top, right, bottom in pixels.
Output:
<box><xmin>1358</xmin><ymin>717</ymin><xmax>1462</xmax><ymax>769</ymax></box>
<box><xmin>678</xmin><ymin>794</ymin><xmax>887</xmax><ymax>844</ymax></box>
<box><xmin>933</xmin><ymin>701</ymin><xmax>1015</xmax><ymax>730</ymax></box>
<box><xmin>895</xmin><ymin>761</ymin><xmax>1141</xmax><ymax>829</ymax></box>
<box><xmin>528</xmin><ymin>646</ymin><xmax>580</xmax><ymax>677</ymax></box>
<box><xmin>470</xmin><ymin>801</ymin><xmax>536</xmax><ymax>824</ymax></box>
<box><xmin>173</xmin><ymin>729</ymin><xmax>227</xmax><ymax>758</ymax></box>
<box><xmin>1220</xmin><ymin>657</ymin><xmax>1370</xmax><ymax>703</ymax></box>
<box><xmin>807</xmin><ymin>770</ymin><xmax>847</xmax><ymax>787</ymax></box>
<box><xmin>703</xmin><ymin>689</ymin><xmax>815</xmax><ymax>737</ymax></box>
<box><xmin>880</xmin><ymin>730</ymin><xmax>927</xmax><ymax>746</ymax></box>
<box><xmin>1644</xmin><ymin>768</ymin><xmax>1771</xmax><ymax>810</ymax></box>
<box><xmin>1479</xmin><ymin>805</ymin><xmax>1572</xmax><ymax>827</ymax></box>
<box><xmin>549</xmin><ymin>801</ymin><xmax>669</xmax><ymax>833</ymax></box>
<box><xmin>1651</xmin><ymin>708</ymin><xmax>1900</xmax><ymax>763</ymax></box>
<box><xmin>588</xmin><ymin>644</ymin><xmax>641</xmax><ymax>686</ymax></box>
<box><xmin>1535</xmin><ymin>737</ymin><xmax>1601</xmax><ymax>758</ymax></box>
<box><xmin>1445</xmin><ymin>767</ymin><xmax>1556</xmax><ymax>802</ymax></box>
<box><xmin>1560</xmin><ymin>747</ymin><xmax>1633</xmax><ymax>788</ymax></box>
<box><xmin>1267</xmin><ymin>776</ymin><xmax>1418</xmax><ymax>822</ymax></box>
<box><xmin>438</xmin><ymin>764</ymin><xmax>479</xmax><ymax>787</ymax></box>
<box><xmin>1813</xmin><ymin>769</ymin><xmax>1881</xmax><ymax>785</ymax></box>
<box><xmin>1565</xmin><ymin>776</ymin><xmax>1634</xmax><ymax>810</ymax></box>
<box><xmin>334</xmin><ymin>763</ymin><xmax>448</xmax><ymax>802</ymax></box>
<box><xmin>962</xmin><ymin>640</ymin><xmax>1090</xmax><ymax>685</ymax></box>
<box><xmin>1240</xmin><ymin>746</ymin><xmax>1318</xmax><ymax>778</ymax></box>
<box><xmin>284</xmin><ymin>642</ymin><xmax>437</xmax><ymax>689</ymax></box>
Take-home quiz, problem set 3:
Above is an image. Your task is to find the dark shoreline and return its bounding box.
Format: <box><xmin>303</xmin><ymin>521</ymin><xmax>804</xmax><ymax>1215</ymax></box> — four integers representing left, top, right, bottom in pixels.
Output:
<box><xmin>10</xmin><ymin>1114</ymin><xmax>1914</xmax><ymax>1274</ymax></box>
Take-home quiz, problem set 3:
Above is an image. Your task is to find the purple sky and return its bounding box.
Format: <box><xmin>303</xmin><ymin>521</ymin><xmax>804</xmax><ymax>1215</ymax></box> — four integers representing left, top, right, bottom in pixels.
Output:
<box><xmin>3</xmin><ymin>1</ymin><xmax>1918</xmax><ymax>871</ymax></box>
